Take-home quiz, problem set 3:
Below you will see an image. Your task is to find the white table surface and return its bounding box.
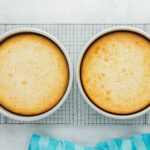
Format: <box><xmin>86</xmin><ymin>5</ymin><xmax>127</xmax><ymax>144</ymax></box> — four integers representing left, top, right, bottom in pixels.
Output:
<box><xmin>0</xmin><ymin>0</ymin><xmax>150</xmax><ymax>24</ymax></box>
<box><xmin>0</xmin><ymin>0</ymin><xmax>150</xmax><ymax>149</ymax></box>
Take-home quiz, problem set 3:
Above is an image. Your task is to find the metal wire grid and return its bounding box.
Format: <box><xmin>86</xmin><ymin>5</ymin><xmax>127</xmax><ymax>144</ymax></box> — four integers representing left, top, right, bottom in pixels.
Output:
<box><xmin>0</xmin><ymin>24</ymin><xmax>149</xmax><ymax>125</ymax></box>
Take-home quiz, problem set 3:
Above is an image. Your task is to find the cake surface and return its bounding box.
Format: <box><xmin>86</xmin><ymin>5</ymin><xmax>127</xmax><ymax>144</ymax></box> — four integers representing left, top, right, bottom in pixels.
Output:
<box><xmin>0</xmin><ymin>33</ymin><xmax>69</xmax><ymax>115</ymax></box>
<box><xmin>81</xmin><ymin>31</ymin><xmax>150</xmax><ymax>114</ymax></box>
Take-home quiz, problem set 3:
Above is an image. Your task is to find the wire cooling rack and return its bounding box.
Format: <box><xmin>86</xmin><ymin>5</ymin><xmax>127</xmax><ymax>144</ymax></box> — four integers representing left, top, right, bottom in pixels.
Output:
<box><xmin>0</xmin><ymin>24</ymin><xmax>150</xmax><ymax>125</ymax></box>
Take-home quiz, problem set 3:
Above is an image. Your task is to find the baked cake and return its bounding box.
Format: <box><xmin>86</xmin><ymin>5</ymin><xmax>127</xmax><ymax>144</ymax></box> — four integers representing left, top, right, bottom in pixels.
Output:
<box><xmin>0</xmin><ymin>33</ymin><xmax>69</xmax><ymax>115</ymax></box>
<box><xmin>81</xmin><ymin>31</ymin><xmax>150</xmax><ymax>114</ymax></box>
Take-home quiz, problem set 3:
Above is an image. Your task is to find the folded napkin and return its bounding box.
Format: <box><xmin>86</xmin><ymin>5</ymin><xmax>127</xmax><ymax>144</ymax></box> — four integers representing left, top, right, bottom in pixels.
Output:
<box><xmin>28</xmin><ymin>134</ymin><xmax>150</xmax><ymax>150</ymax></box>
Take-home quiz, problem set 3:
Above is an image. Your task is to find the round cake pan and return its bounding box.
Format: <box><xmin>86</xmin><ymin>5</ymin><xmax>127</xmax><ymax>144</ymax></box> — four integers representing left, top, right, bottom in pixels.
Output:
<box><xmin>77</xmin><ymin>26</ymin><xmax>150</xmax><ymax>119</ymax></box>
<box><xmin>0</xmin><ymin>28</ymin><xmax>73</xmax><ymax>121</ymax></box>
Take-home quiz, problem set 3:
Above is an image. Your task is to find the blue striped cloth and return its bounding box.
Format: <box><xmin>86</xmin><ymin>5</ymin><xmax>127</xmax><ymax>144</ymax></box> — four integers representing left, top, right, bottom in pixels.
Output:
<box><xmin>28</xmin><ymin>134</ymin><xmax>150</xmax><ymax>150</ymax></box>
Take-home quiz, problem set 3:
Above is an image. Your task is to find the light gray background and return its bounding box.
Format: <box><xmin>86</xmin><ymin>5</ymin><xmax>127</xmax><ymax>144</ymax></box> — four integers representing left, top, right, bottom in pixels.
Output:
<box><xmin>0</xmin><ymin>0</ymin><xmax>150</xmax><ymax>24</ymax></box>
<box><xmin>0</xmin><ymin>0</ymin><xmax>150</xmax><ymax>149</ymax></box>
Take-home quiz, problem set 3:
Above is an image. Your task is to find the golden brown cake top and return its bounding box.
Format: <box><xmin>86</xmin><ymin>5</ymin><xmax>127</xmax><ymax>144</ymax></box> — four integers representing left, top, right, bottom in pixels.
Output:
<box><xmin>81</xmin><ymin>31</ymin><xmax>150</xmax><ymax>114</ymax></box>
<box><xmin>0</xmin><ymin>33</ymin><xmax>69</xmax><ymax>115</ymax></box>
